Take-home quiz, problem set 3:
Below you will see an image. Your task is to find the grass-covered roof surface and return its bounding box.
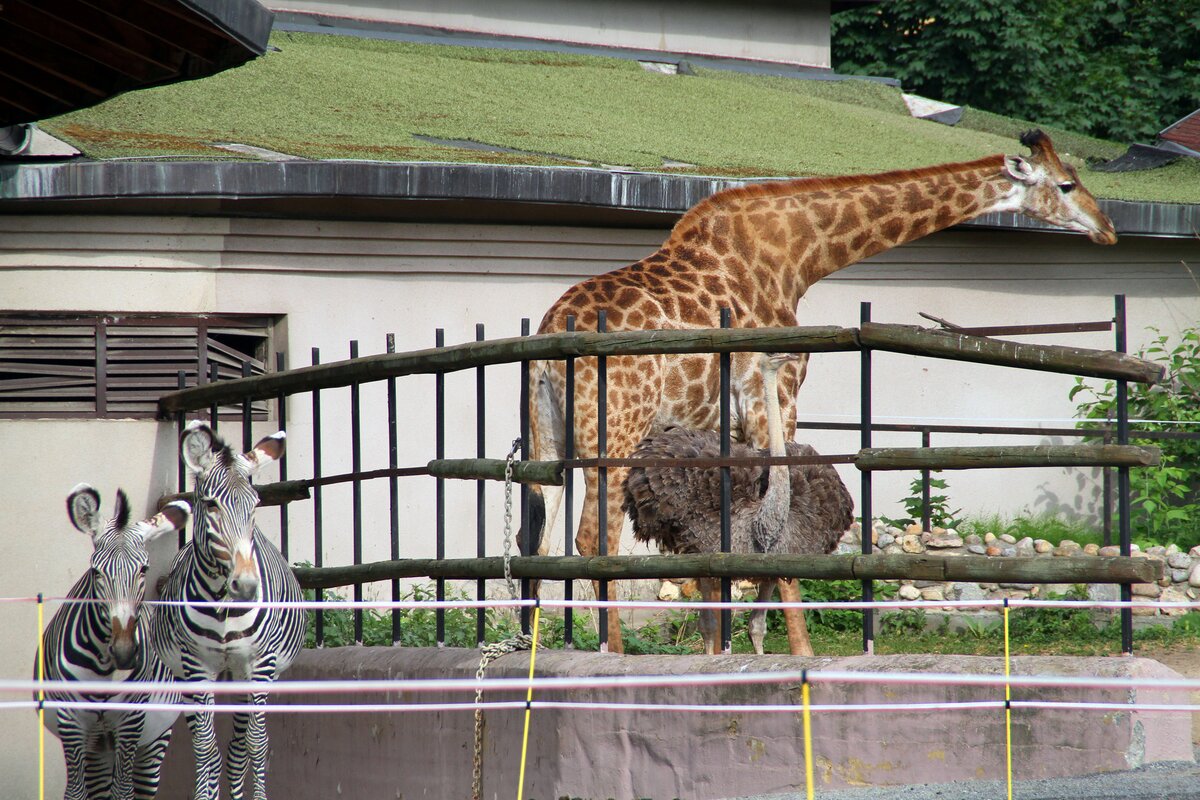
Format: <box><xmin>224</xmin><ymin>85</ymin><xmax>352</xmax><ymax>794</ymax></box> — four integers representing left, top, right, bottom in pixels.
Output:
<box><xmin>40</xmin><ymin>31</ymin><xmax>1200</xmax><ymax>205</ymax></box>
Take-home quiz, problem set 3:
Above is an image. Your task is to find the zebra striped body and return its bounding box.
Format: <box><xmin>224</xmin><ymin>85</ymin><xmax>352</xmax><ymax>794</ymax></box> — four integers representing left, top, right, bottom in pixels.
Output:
<box><xmin>151</xmin><ymin>423</ymin><xmax>302</xmax><ymax>800</ymax></box>
<box><xmin>38</xmin><ymin>486</ymin><xmax>188</xmax><ymax>800</ymax></box>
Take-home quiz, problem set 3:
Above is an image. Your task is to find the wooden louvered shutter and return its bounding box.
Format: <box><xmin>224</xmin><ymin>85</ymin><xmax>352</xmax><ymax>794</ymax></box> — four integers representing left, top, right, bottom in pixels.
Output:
<box><xmin>0</xmin><ymin>315</ymin><xmax>273</xmax><ymax>419</ymax></box>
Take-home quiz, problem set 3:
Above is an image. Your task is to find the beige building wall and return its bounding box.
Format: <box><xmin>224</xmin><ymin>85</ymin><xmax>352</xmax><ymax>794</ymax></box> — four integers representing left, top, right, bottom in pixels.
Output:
<box><xmin>267</xmin><ymin>0</ymin><xmax>834</xmax><ymax>67</ymax></box>
<box><xmin>1</xmin><ymin>213</ymin><xmax>1196</xmax><ymax>796</ymax></box>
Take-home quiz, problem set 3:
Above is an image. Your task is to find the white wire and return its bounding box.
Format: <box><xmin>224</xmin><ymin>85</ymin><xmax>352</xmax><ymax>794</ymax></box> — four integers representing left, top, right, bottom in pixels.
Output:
<box><xmin>795</xmin><ymin>411</ymin><xmax>1200</xmax><ymax>427</ymax></box>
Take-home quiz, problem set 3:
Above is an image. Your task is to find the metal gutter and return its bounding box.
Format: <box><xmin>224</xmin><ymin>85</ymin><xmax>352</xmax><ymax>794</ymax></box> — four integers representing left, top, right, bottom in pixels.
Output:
<box><xmin>0</xmin><ymin>159</ymin><xmax>1195</xmax><ymax>238</ymax></box>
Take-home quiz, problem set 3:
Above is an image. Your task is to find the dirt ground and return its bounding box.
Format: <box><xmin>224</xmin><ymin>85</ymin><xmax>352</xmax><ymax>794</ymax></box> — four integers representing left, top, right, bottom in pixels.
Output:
<box><xmin>1136</xmin><ymin>643</ymin><xmax>1200</xmax><ymax>744</ymax></box>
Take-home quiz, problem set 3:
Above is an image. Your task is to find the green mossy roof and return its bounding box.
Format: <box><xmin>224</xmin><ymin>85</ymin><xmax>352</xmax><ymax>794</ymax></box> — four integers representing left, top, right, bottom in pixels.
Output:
<box><xmin>39</xmin><ymin>31</ymin><xmax>1200</xmax><ymax>205</ymax></box>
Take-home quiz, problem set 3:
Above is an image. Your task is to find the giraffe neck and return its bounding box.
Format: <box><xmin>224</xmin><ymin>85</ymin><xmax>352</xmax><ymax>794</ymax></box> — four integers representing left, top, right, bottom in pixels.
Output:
<box><xmin>676</xmin><ymin>155</ymin><xmax>1013</xmax><ymax>312</ymax></box>
<box><xmin>763</xmin><ymin>361</ymin><xmax>788</xmax><ymax>459</ymax></box>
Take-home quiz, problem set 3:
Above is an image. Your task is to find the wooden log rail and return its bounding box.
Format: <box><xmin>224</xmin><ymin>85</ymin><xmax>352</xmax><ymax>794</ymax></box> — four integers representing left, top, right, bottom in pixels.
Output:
<box><xmin>292</xmin><ymin>553</ymin><xmax>1163</xmax><ymax>591</ymax></box>
<box><xmin>156</xmin><ymin>324</ymin><xmax>1163</xmax><ymax>416</ymax></box>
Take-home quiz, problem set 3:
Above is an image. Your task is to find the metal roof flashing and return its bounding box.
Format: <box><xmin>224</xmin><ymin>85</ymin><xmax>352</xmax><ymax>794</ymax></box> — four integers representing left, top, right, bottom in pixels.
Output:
<box><xmin>0</xmin><ymin>159</ymin><xmax>1195</xmax><ymax>238</ymax></box>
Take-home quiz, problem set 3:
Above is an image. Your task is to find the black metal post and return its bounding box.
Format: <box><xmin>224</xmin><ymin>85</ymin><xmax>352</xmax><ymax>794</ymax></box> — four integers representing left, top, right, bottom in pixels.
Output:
<box><xmin>276</xmin><ymin>352</ymin><xmax>289</xmax><ymax>561</ymax></box>
<box><xmin>387</xmin><ymin>334</ymin><xmax>402</xmax><ymax>645</ymax></box>
<box><xmin>564</xmin><ymin>315</ymin><xmax>576</xmax><ymax>648</ymax></box>
<box><xmin>860</xmin><ymin>301</ymin><xmax>875</xmax><ymax>654</ymax></box>
<box><xmin>921</xmin><ymin>428</ymin><xmax>931</xmax><ymax>533</ymax></box>
<box><xmin>475</xmin><ymin>324</ymin><xmax>487</xmax><ymax>646</ymax></box>
<box><xmin>596</xmin><ymin>310</ymin><xmax>609</xmax><ymax>652</ymax></box>
<box><xmin>209</xmin><ymin>362</ymin><xmax>220</xmax><ymax>433</ymax></box>
<box><xmin>719</xmin><ymin>308</ymin><xmax>733</xmax><ymax>654</ymax></box>
<box><xmin>350</xmin><ymin>340</ymin><xmax>363</xmax><ymax>644</ymax></box>
<box><xmin>176</xmin><ymin>370</ymin><xmax>187</xmax><ymax>547</ymax></box>
<box><xmin>311</xmin><ymin>347</ymin><xmax>324</xmax><ymax>646</ymax></box>
<box><xmin>519</xmin><ymin>318</ymin><xmax>532</xmax><ymax>634</ymax></box>
<box><xmin>435</xmin><ymin>328</ymin><xmax>446</xmax><ymax>647</ymax></box>
<box><xmin>241</xmin><ymin>360</ymin><xmax>252</xmax><ymax>454</ymax></box>
<box><xmin>1115</xmin><ymin>295</ymin><xmax>1133</xmax><ymax>654</ymax></box>
<box><xmin>1102</xmin><ymin>426</ymin><xmax>1113</xmax><ymax>548</ymax></box>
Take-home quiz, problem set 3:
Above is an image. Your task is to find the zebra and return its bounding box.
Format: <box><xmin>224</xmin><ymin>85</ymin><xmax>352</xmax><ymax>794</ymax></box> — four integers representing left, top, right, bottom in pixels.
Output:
<box><xmin>37</xmin><ymin>484</ymin><xmax>189</xmax><ymax>800</ymax></box>
<box><xmin>151</xmin><ymin>421</ymin><xmax>304</xmax><ymax>800</ymax></box>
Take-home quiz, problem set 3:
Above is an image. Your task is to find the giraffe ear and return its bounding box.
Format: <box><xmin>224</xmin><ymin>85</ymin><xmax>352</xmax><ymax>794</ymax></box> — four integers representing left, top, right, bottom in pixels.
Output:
<box><xmin>1003</xmin><ymin>155</ymin><xmax>1038</xmax><ymax>185</ymax></box>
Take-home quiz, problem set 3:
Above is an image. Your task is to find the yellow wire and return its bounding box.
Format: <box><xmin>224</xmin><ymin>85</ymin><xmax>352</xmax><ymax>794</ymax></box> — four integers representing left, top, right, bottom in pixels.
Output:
<box><xmin>802</xmin><ymin>679</ymin><xmax>815</xmax><ymax>800</ymax></box>
<box><xmin>37</xmin><ymin>594</ymin><xmax>45</xmax><ymax>800</ymax></box>
<box><xmin>1003</xmin><ymin>602</ymin><xmax>1013</xmax><ymax>800</ymax></box>
<box><xmin>516</xmin><ymin>605</ymin><xmax>542</xmax><ymax>800</ymax></box>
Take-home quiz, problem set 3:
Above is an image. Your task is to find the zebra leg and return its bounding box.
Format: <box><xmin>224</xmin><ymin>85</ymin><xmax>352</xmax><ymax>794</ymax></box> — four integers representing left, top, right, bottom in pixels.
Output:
<box><xmin>228</xmin><ymin>708</ymin><xmax>251</xmax><ymax>800</ymax></box>
<box><xmin>185</xmin><ymin>691</ymin><xmax>222</xmax><ymax>800</ymax></box>
<box><xmin>247</xmin><ymin>691</ymin><xmax>270</xmax><ymax>800</ymax></box>
<box><xmin>111</xmin><ymin>727</ymin><xmax>140</xmax><ymax>800</ymax></box>
<box><xmin>132</xmin><ymin>727</ymin><xmax>172</xmax><ymax>800</ymax></box>
<box><xmin>57</xmin><ymin>713</ymin><xmax>89</xmax><ymax>800</ymax></box>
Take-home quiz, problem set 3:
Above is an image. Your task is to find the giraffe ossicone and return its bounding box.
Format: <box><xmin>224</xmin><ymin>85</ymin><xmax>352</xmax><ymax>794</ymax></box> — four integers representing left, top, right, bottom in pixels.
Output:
<box><xmin>527</xmin><ymin>130</ymin><xmax>1117</xmax><ymax>653</ymax></box>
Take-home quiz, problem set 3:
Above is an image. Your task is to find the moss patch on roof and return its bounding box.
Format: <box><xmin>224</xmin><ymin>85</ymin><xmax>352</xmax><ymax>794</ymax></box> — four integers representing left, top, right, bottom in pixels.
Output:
<box><xmin>40</xmin><ymin>31</ymin><xmax>1200</xmax><ymax>204</ymax></box>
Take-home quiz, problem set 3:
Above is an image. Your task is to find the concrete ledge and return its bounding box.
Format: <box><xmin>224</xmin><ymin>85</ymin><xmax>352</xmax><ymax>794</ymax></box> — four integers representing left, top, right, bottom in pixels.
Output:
<box><xmin>157</xmin><ymin>649</ymin><xmax>1193</xmax><ymax>800</ymax></box>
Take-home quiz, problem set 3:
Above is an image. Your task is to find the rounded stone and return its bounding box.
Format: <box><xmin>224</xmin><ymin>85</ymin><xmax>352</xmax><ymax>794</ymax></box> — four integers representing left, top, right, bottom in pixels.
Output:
<box><xmin>877</xmin><ymin>533</ymin><xmax>895</xmax><ymax>549</ymax></box>
<box><xmin>1099</xmin><ymin>545</ymin><xmax>1121</xmax><ymax>557</ymax></box>
<box><xmin>967</xmin><ymin>544</ymin><xmax>987</xmax><ymax>555</ymax></box>
<box><xmin>999</xmin><ymin>533</ymin><xmax>1017</xmax><ymax>544</ymax></box>
<box><xmin>1083</xmin><ymin>543</ymin><xmax>1101</xmax><ymax>555</ymax></box>
<box><xmin>898</xmin><ymin>584</ymin><xmax>921</xmax><ymax>601</ymax></box>
<box><xmin>1132</xmin><ymin>582</ymin><xmax>1162</xmax><ymax>597</ymax></box>
<box><xmin>1168</xmin><ymin>553</ymin><xmax>1193</xmax><ymax>570</ymax></box>
<box><xmin>919</xmin><ymin>587</ymin><xmax>945</xmax><ymax>602</ymax></box>
<box><xmin>901</xmin><ymin>535</ymin><xmax>924</xmax><ymax>554</ymax></box>
<box><xmin>1188</xmin><ymin>562</ymin><xmax>1200</xmax><ymax>588</ymax></box>
<box><xmin>985</xmin><ymin>546</ymin><xmax>1002</xmax><ymax>557</ymax></box>
<box><xmin>1034</xmin><ymin>540</ymin><xmax>1054</xmax><ymax>554</ymax></box>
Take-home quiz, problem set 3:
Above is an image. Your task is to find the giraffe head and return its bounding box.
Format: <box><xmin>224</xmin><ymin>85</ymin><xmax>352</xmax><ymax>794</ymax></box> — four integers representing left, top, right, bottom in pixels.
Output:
<box><xmin>181</xmin><ymin>421</ymin><xmax>285</xmax><ymax>602</ymax></box>
<box><xmin>1001</xmin><ymin>130</ymin><xmax>1117</xmax><ymax>245</ymax></box>
<box><xmin>66</xmin><ymin>485</ymin><xmax>190</xmax><ymax>671</ymax></box>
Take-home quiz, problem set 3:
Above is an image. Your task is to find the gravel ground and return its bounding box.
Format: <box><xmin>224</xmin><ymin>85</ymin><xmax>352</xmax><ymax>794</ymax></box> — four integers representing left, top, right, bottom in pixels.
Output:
<box><xmin>729</xmin><ymin>760</ymin><xmax>1200</xmax><ymax>800</ymax></box>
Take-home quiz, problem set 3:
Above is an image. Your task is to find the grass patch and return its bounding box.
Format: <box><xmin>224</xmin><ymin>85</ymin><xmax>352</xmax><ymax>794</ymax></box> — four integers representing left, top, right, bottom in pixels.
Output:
<box><xmin>305</xmin><ymin>582</ymin><xmax>1200</xmax><ymax>658</ymax></box>
<box><xmin>38</xmin><ymin>30</ymin><xmax>1200</xmax><ymax>203</ymax></box>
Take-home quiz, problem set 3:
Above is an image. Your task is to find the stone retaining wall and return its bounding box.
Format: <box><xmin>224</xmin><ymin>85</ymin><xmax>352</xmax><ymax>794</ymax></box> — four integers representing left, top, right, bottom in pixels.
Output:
<box><xmin>832</xmin><ymin>521</ymin><xmax>1198</xmax><ymax>613</ymax></box>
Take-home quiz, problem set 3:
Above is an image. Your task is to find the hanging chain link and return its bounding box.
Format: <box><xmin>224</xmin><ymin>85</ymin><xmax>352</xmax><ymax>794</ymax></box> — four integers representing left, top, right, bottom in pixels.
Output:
<box><xmin>472</xmin><ymin>435</ymin><xmax>531</xmax><ymax>800</ymax></box>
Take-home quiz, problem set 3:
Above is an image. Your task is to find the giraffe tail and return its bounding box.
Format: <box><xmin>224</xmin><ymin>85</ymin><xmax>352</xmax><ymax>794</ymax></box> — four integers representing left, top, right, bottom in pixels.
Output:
<box><xmin>522</xmin><ymin>363</ymin><xmax>566</xmax><ymax>566</ymax></box>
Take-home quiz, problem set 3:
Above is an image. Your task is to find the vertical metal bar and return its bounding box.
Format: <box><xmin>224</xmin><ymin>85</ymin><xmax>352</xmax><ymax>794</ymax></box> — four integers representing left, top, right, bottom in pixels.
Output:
<box><xmin>719</xmin><ymin>308</ymin><xmax>733</xmax><ymax>654</ymax></box>
<box><xmin>860</xmin><ymin>301</ymin><xmax>875</xmax><ymax>655</ymax></box>
<box><xmin>564</xmin><ymin>315</ymin><xmax>576</xmax><ymax>649</ymax></box>
<box><xmin>350</xmin><ymin>340</ymin><xmax>363</xmax><ymax>644</ymax></box>
<box><xmin>519</xmin><ymin>318</ymin><xmax>532</xmax><ymax>634</ymax></box>
<box><xmin>596</xmin><ymin>310</ymin><xmax>609</xmax><ymax>652</ymax></box>
<box><xmin>435</xmin><ymin>329</ymin><xmax>446</xmax><ymax>647</ymax></box>
<box><xmin>311</xmin><ymin>347</ymin><xmax>324</xmax><ymax>646</ymax></box>
<box><xmin>1102</xmin><ymin>424</ymin><xmax>1113</xmax><ymax>547</ymax></box>
<box><xmin>921</xmin><ymin>428</ymin><xmax>931</xmax><ymax>533</ymax></box>
<box><xmin>1115</xmin><ymin>295</ymin><xmax>1133</xmax><ymax>654</ymax></box>
<box><xmin>241</xmin><ymin>360</ymin><xmax>252</xmax><ymax>456</ymax></box>
<box><xmin>275</xmin><ymin>352</ymin><xmax>289</xmax><ymax>561</ymax></box>
<box><xmin>95</xmin><ymin>319</ymin><xmax>107</xmax><ymax>417</ymax></box>
<box><xmin>176</xmin><ymin>370</ymin><xmax>187</xmax><ymax>547</ymax></box>
<box><xmin>209</xmin><ymin>362</ymin><xmax>220</xmax><ymax>432</ymax></box>
<box><xmin>387</xmin><ymin>334</ymin><xmax>402</xmax><ymax>645</ymax></box>
<box><xmin>197</xmin><ymin>320</ymin><xmax>208</xmax><ymax>409</ymax></box>
<box><xmin>475</xmin><ymin>324</ymin><xmax>487</xmax><ymax>646</ymax></box>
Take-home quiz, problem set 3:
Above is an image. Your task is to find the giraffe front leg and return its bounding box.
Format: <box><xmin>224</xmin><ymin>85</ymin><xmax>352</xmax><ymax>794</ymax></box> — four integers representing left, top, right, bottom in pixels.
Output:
<box><xmin>575</xmin><ymin>468</ymin><xmax>628</xmax><ymax>653</ymax></box>
<box><xmin>185</xmin><ymin>691</ymin><xmax>222</xmax><ymax>800</ymax></box>
<box><xmin>779</xmin><ymin>578</ymin><xmax>815</xmax><ymax>657</ymax></box>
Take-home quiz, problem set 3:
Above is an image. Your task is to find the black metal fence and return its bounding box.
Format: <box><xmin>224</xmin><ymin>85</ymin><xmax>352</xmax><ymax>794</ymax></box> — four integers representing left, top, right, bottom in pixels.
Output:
<box><xmin>158</xmin><ymin>294</ymin><xmax>1186</xmax><ymax>655</ymax></box>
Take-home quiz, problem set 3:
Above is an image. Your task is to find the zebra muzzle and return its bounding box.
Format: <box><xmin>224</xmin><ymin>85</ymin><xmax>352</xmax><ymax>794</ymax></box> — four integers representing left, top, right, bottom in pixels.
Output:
<box><xmin>110</xmin><ymin>617</ymin><xmax>140</xmax><ymax>671</ymax></box>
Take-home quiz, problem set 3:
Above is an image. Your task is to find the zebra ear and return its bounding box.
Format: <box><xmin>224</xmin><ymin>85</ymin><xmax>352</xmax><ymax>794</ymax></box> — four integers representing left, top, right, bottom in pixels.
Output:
<box><xmin>244</xmin><ymin>431</ymin><xmax>285</xmax><ymax>475</ymax></box>
<box><xmin>67</xmin><ymin>484</ymin><xmax>102</xmax><ymax>536</ymax></box>
<box><xmin>144</xmin><ymin>500</ymin><xmax>191</xmax><ymax>541</ymax></box>
<box><xmin>181</xmin><ymin>420</ymin><xmax>218</xmax><ymax>475</ymax></box>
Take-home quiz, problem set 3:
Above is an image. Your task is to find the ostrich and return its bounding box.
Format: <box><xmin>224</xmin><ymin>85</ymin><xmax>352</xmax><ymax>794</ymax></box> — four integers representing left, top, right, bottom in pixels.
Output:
<box><xmin>622</xmin><ymin>352</ymin><xmax>854</xmax><ymax>656</ymax></box>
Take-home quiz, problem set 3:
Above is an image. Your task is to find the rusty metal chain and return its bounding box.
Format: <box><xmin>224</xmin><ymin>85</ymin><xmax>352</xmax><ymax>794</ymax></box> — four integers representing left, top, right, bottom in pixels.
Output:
<box><xmin>472</xmin><ymin>436</ymin><xmax>530</xmax><ymax>800</ymax></box>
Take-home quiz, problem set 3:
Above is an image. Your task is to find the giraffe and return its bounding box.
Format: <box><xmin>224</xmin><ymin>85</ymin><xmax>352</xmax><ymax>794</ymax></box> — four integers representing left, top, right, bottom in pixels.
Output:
<box><xmin>527</xmin><ymin>130</ymin><xmax>1117</xmax><ymax>653</ymax></box>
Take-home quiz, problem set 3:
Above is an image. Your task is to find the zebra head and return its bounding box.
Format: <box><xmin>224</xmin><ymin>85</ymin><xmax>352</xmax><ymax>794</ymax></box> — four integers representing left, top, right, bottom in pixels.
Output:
<box><xmin>180</xmin><ymin>421</ymin><xmax>286</xmax><ymax>602</ymax></box>
<box><xmin>66</xmin><ymin>484</ymin><xmax>190</xmax><ymax>671</ymax></box>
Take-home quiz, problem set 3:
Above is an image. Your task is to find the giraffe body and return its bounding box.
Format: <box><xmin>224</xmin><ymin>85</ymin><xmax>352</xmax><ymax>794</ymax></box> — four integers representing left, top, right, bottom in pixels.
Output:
<box><xmin>529</xmin><ymin>132</ymin><xmax>1116</xmax><ymax>652</ymax></box>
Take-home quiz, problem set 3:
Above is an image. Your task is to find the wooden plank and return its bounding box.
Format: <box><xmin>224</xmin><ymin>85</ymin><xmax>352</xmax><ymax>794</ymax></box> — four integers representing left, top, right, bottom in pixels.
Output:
<box><xmin>856</xmin><ymin>444</ymin><xmax>1160</xmax><ymax>471</ymax></box>
<box><xmin>860</xmin><ymin>322</ymin><xmax>1164</xmax><ymax>384</ymax></box>
<box><xmin>291</xmin><ymin>552</ymin><xmax>1162</xmax><ymax>590</ymax></box>
<box><xmin>427</xmin><ymin>458</ymin><xmax>564</xmax><ymax>486</ymax></box>
<box><xmin>158</xmin><ymin>479</ymin><xmax>311</xmax><ymax>510</ymax></box>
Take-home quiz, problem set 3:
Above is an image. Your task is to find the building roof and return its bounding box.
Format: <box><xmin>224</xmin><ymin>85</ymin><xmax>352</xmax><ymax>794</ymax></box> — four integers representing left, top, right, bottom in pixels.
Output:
<box><xmin>1160</xmin><ymin>109</ymin><xmax>1200</xmax><ymax>156</ymax></box>
<box><xmin>6</xmin><ymin>29</ymin><xmax>1199</xmax><ymax>234</ymax></box>
<box><xmin>0</xmin><ymin>0</ymin><xmax>274</xmax><ymax>128</ymax></box>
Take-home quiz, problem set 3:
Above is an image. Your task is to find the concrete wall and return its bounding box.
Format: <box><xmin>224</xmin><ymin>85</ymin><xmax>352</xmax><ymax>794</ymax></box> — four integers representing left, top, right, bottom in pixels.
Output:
<box><xmin>154</xmin><ymin>649</ymin><xmax>1193</xmax><ymax>799</ymax></box>
<box><xmin>266</xmin><ymin>0</ymin><xmax>834</xmax><ymax>67</ymax></box>
<box><xmin>2</xmin><ymin>213</ymin><xmax>1197</xmax><ymax>796</ymax></box>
